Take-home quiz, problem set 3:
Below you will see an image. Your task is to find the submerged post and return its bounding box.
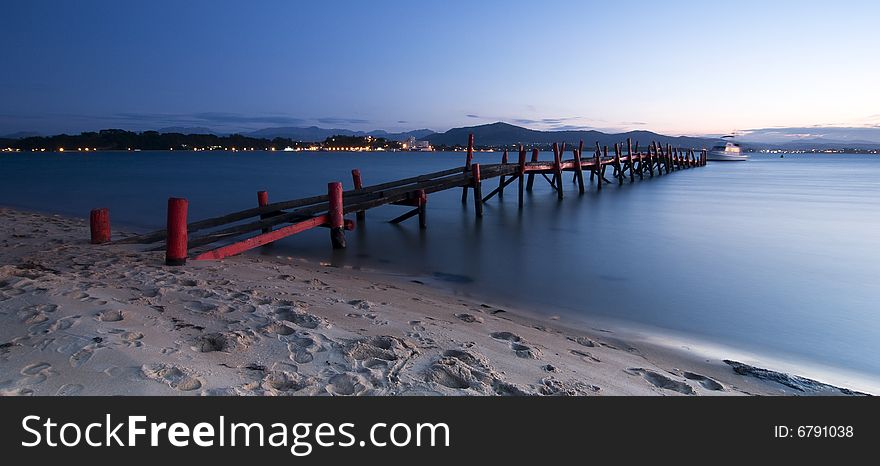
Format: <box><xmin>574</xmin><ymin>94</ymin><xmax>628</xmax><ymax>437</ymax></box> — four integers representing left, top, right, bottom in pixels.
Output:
<box><xmin>553</xmin><ymin>142</ymin><xmax>564</xmax><ymax>199</ymax></box>
<box><xmin>627</xmin><ymin>138</ymin><xmax>635</xmax><ymax>182</ymax></box>
<box><xmin>471</xmin><ymin>163</ymin><xmax>483</xmax><ymax>218</ymax></box>
<box><xmin>417</xmin><ymin>189</ymin><xmax>427</xmax><ymax>229</ymax></box>
<box><xmin>526</xmin><ymin>148</ymin><xmax>539</xmax><ymax>191</ymax></box>
<box><xmin>595</xmin><ymin>143</ymin><xmax>603</xmax><ymax>189</ymax></box>
<box><xmin>89</xmin><ymin>208</ymin><xmax>111</xmax><ymax>244</ymax></box>
<box><xmin>518</xmin><ymin>146</ymin><xmax>526</xmax><ymax>208</ymax></box>
<box><xmin>461</xmin><ymin>133</ymin><xmax>474</xmax><ymax>204</ymax></box>
<box><xmin>498</xmin><ymin>149</ymin><xmax>508</xmax><ymax>199</ymax></box>
<box><xmin>165</xmin><ymin>198</ymin><xmax>188</xmax><ymax>266</ymax></box>
<box><xmin>328</xmin><ymin>181</ymin><xmax>346</xmax><ymax>249</ymax></box>
<box><xmin>257</xmin><ymin>191</ymin><xmax>270</xmax><ymax>234</ymax></box>
<box><xmin>351</xmin><ymin>168</ymin><xmax>365</xmax><ymax>221</ymax></box>
<box><xmin>574</xmin><ymin>140</ymin><xmax>585</xmax><ymax>194</ymax></box>
<box><xmin>614</xmin><ymin>143</ymin><xmax>623</xmax><ymax>185</ymax></box>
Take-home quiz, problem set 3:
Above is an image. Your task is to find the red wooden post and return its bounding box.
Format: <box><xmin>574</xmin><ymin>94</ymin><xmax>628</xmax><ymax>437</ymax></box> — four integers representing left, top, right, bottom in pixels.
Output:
<box><xmin>351</xmin><ymin>168</ymin><xmax>365</xmax><ymax>221</ymax></box>
<box><xmin>417</xmin><ymin>189</ymin><xmax>427</xmax><ymax>229</ymax></box>
<box><xmin>595</xmin><ymin>143</ymin><xmax>602</xmax><ymax>189</ymax></box>
<box><xmin>498</xmin><ymin>149</ymin><xmax>508</xmax><ymax>199</ymax></box>
<box><xmin>165</xmin><ymin>198</ymin><xmax>188</xmax><ymax>266</ymax></box>
<box><xmin>471</xmin><ymin>163</ymin><xmax>483</xmax><ymax>218</ymax></box>
<box><xmin>89</xmin><ymin>208</ymin><xmax>110</xmax><ymax>244</ymax></box>
<box><xmin>461</xmin><ymin>133</ymin><xmax>474</xmax><ymax>203</ymax></box>
<box><xmin>257</xmin><ymin>190</ymin><xmax>270</xmax><ymax>234</ymax></box>
<box><xmin>518</xmin><ymin>146</ymin><xmax>526</xmax><ymax>208</ymax></box>
<box><xmin>328</xmin><ymin>181</ymin><xmax>346</xmax><ymax>249</ymax></box>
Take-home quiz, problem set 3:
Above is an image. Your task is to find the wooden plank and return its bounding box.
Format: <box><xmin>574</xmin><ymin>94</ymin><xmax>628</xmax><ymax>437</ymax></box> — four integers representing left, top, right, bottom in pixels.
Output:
<box><xmin>192</xmin><ymin>215</ymin><xmax>331</xmax><ymax>261</ymax></box>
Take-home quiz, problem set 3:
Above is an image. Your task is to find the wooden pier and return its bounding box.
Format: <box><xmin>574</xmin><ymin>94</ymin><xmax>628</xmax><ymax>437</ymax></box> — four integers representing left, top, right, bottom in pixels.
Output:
<box><xmin>108</xmin><ymin>135</ymin><xmax>708</xmax><ymax>264</ymax></box>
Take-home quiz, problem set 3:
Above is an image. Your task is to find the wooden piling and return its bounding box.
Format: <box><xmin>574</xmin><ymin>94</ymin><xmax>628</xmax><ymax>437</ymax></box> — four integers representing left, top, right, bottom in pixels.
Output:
<box><xmin>614</xmin><ymin>143</ymin><xmax>624</xmax><ymax>185</ymax></box>
<box><xmin>553</xmin><ymin>142</ymin><xmax>564</xmax><ymax>199</ymax></box>
<box><xmin>574</xmin><ymin>140</ymin><xmax>585</xmax><ymax>194</ymax></box>
<box><xmin>328</xmin><ymin>182</ymin><xmax>346</xmax><ymax>249</ymax></box>
<box><xmin>165</xmin><ymin>198</ymin><xmax>188</xmax><ymax>266</ymax></box>
<box><xmin>417</xmin><ymin>189</ymin><xmax>427</xmax><ymax>229</ymax></box>
<box><xmin>257</xmin><ymin>191</ymin><xmax>271</xmax><ymax>234</ymax></box>
<box><xmin>526</xmin><ymin>148</ymin><xmax>539</xmax><ymax>191</ymax></box>
<box><xmin>461</xmin><ymin>133</ymin><xmax>474</xmax><ymax>203</ymax></box>
<box><xmin>472</xmin><ymin>163</ymin><xmax>483</xmax><ymax>218</ymax></box>
<box><xmin>518</xmin><ymin>147</ymin><xmax>526</xmax><ymax>208</ymax></box>
<box><xmin>89</xmin><ymin>208</ymin><xmax>110</xmax><ymax>244</ymax></box>
<box><xmin>351</xmin><ymin>169</ymin><xmax>366</xmax><ymax>221</ymax></box>
<box><xmin>627</xmin><ymin>138</ymin><xmax>635</xmax><ymax>182</ymax></box>
<box><xmin>498</xmin><ymin>149</ymin><xmax>508</xmax><ymax>199</ymax></box>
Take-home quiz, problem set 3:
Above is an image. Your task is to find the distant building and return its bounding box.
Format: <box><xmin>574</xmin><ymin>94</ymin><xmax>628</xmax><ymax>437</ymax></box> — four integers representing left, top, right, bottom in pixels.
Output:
<box><xmin>402</xmin><ymin>136</ymin><xmax>433</xmax><ymax>151</ymax></box>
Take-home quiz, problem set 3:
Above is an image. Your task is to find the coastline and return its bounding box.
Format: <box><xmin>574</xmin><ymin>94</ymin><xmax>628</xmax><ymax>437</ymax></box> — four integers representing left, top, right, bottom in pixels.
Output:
<box><xmin>0</xmin><ymin>207</ymin><xmax>868</xmax><ymax>396</ymax></box>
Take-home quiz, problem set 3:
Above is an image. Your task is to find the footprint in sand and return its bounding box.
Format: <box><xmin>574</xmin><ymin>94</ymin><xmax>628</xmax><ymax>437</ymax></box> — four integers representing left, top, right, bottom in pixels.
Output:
<box><xmin>275</xmin><ymin>308</ymin><xmax>325</xmax><ymax>329</ymax></box>
<box><xmin>97</xmin><ymin>309</ymin><xmax>125</xmax><ymax>322</ymax></box>
<box><xmin>69</xmin><ymin>342</ymin><xmax>103</xmax><ymax>368</ymax></box>
<box><xmin>424</xmin><ymin>348</ymin><xmax>530</xmax><ymax>395</ymax></box>
<box><xmin>326</xmin><ymin>373</ymin><xmax>370</xmax><ymax>396</ymax></box>
<box><xmin>55</xmin><ymin>383</ymin><xmax>85</xmax><ymax>396</ymax></box>
<box><xmin>141</xmin><ymin>363</ymin><xmax>202</xmax><ymax>391</ymax></box>
<box><xmin>567</xmin><ymin>336</ymin><xmax>597</xmax><ymax>347</ymax></box>
<box><xmin>570</xmin><ymin>349</ymin><xmax>601</xmax><ymax>363</ymax></box>
<box><xmin>490</xmin><ymin>332</ymin><xmax>541</xmax><ymax>359</ymax></box>
<box><xmin>263</xmin><ymin>371</ymin><xmax>315</xmax><ymax>394</ymax></box>
<box><xmin>627</xmin><ymin>368</ymin><xmax>695</xmax><ymax>395</ymax></box>
<box><xmin>455</xmin><ymin>313</ymin><xmax>483</xmax><ymax>324</ymax></box>
<box><xmin>192</xmin><ymin>333</ymin><xmax>230</xmax><ymax>353</ymax></box>
<box><xmin>682</xmin><ymin>372</ymin><xmax>725</xmax><ymax>391</ymax></box>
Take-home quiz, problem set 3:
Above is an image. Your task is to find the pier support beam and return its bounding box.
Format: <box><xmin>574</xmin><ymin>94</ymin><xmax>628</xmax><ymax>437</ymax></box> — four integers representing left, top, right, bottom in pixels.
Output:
<box><xmin>472</xmin><ymin>164</ymin><xmax>483</xmax><ymax>218</ymax></box>
<box><xmin>526</xmin><ymin>148</ymin><xmax>539</xmax><ymax>191</ymax></box>
<box><xmin>553</xmin><ymin>142</ymin><xmax>564</xmax><ymax>199</ymax></box>
<box><xmin>498</xmin><ymin>149</ymin><xmax>508</xmax><ymax>199</ymax></box>
<box><xmin>257</xmin><ymin>191</ymin><xmax>270</xmax><ymax>234</ymax></box>
<box><xmin>574</xmin><ymin>141</ymin><xmax>585</xmax><ymax>194</ymax></box>
<box><xmin>89</xmin><ymin>208</ymin><xmax>111</xmax><ymax>244</ymax></box>
<box><xmin>165</xmin><ymin>198</ymin><xmax>188</xmax><ymax>266</ymax></box>
<box><xmin>518</xmin><ymin>147</ymin><xmax>526</xmax><ymax>208</ymax></box>
<box><xmin>351</xmin><ymin>169</ymin><xmax>366</xmax><ymax>221</ymax></box>
<box><xmin>328</xmin><ymin>182</ymin><xmax>346</xmax><ymax>249</ymax></box>
<box><xmin>461</xmin><ymin>133</ymin><xmax>474</xmax><ymax>204</ymax></box>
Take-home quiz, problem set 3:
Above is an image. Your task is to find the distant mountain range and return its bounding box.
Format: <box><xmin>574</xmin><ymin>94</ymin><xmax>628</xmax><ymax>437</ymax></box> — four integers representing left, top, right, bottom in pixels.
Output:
<box><xmin>4</xmin><ymin>122</ymin><xmax>880</xmax><ymax>150</ymax></box>
<box><xmin>425</xmin><ymin>122</ymin><xmax>713</xmax><ymax>148</ymax></box>
<box><xmin>243</xmin><ymin>126</ymin><xmax>435</xmax><ymax>142</ymax></box>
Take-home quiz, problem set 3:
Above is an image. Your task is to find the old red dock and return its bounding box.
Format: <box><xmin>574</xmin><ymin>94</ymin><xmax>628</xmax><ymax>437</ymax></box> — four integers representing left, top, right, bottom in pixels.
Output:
<box><xmin>105</xmin><ymin>135</ymin><xmax>708</xmax><ymax>265</ymax></box>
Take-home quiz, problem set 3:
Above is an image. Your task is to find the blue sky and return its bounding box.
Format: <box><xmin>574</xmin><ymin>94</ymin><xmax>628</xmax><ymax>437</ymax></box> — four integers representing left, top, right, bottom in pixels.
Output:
<box><xmin>2</xmin><ymin>0</ymin><xmax>879</xmax><ymax>137</ymax></box>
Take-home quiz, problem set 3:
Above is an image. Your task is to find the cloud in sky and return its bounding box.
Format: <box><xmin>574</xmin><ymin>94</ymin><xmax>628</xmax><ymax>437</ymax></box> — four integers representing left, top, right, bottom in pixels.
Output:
<box><xmin>737</xmin><ymin>126</ymin><xmax>880</xmax><ymax>144</ymax></box>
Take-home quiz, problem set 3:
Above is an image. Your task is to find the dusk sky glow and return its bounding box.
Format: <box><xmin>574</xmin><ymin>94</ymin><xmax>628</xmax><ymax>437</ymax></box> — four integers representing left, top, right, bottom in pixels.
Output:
<box><xmin>2</xmin><ymin>0</ymin><xmax>879</xmax><ymax>136</ymax></box>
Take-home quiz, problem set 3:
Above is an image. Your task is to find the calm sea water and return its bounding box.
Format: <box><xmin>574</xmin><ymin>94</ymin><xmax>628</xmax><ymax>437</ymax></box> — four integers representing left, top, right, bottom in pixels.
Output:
<box><xmin>2</xmin><ymin>150</ymin><xmax>879</xmax><ymax>390</ymax></box>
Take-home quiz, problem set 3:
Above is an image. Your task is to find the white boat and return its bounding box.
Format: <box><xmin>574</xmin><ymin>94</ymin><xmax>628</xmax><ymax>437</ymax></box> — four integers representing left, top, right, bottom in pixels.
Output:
<box><xmin>707</xmin><ymin>136</ymin><xmax>748</xmax><ymax>161</ymax></box>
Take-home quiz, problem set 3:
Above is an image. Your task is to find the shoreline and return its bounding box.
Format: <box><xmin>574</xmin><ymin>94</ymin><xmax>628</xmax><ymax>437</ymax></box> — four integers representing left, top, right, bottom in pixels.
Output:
<box><xmin>0</xmin><ymin>207</ymin><xmax>870</xmax><ymax>396</ymax></box>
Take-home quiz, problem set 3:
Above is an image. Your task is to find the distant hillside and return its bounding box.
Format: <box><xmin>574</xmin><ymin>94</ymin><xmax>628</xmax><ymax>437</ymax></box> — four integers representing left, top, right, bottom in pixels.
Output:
<box><xmin>245</xmin><ymin>126</ymin><xmax>435</xmax><ymax>142</ymax></box>
<box><xmin>158</xmin><ymin>126</ymin><xmax>218</xmax><ymax>135</ymax></box>
<box><xmin>426</xmin><ymin>122</ymin><xmax>714</xmax><ymax>148</ymax></box>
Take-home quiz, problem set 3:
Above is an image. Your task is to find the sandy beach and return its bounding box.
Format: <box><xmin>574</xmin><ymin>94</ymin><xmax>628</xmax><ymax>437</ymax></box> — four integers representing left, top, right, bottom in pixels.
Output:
<box><xmin>0</xmin><ymin>207</ymin><xmax>865</xmax><ymax>396</ymax></box>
